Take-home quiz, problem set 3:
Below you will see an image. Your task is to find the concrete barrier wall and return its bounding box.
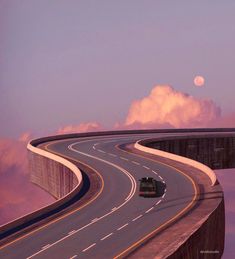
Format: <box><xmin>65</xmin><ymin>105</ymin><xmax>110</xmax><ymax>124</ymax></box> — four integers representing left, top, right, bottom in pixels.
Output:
<box><xmin>28</xmin><ymin>143</ymin><xmax>82</xmax><ymax>199</ymax></box>
<box><xmin>0</xmin><ymin>141</ymin><xmax>83</xmax><ymax>239</ymax></box>
<box><xmin>135</xmin><ymin>141</ymin><xmax>217</xmax><ymax>186</ymax></box>
<box><xmin>132</xmin><ymin>135</ymin><xmax>228</xmax><ymax>258</ymax></box>
<box><xmin>143</xmin><ymin>135</ymin><xmax>235</xmax><ymax>169</ymax></box>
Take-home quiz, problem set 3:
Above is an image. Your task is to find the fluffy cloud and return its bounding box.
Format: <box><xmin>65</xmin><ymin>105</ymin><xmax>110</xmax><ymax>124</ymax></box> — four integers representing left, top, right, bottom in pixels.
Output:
<box><xmin>57</xmin><ymin>122</ymin><xmax>102</xmax><ymax>134</ymax></box>
<box><xmin>125</xmin><ymin>85</ymin><xmax>221</xmax><ymax>128</ymax></box>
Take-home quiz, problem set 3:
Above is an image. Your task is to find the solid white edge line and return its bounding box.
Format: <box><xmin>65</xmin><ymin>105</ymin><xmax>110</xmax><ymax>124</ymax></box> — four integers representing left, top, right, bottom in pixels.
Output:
<box><xmin>82</xmin><ymin>243</ymin><xmax>96</xmax><ymax>252</ymax></box>
<box><xmin>42</xmin><ymin>244</ymin><xmax>51</xmax><ymax>250</ymax></box>
<box><xmin>117</xmin><ymin>223</ymin><xmax>129</xmax><ymax>231</ymax></box>
<box><xmin>155</xmin><ymin>199</ymin><xmax>162</xmax><ymax>206</ymax></box>
<box><xmin>68</xmin><ymin>230</ymin><xmax>76</xmax><ymax>235</ymax></box>
<box><xmin>100</xmin><ymin>232</ymin><xmax>113</xmax><ymax>241</ymax></box>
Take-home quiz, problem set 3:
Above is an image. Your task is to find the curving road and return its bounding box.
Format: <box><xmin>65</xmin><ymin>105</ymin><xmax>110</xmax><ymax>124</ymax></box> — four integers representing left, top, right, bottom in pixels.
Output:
<box><xmin>0</xmin><ymin>133</ymin><xmax>197</xmax><ymax>259</ymax></box>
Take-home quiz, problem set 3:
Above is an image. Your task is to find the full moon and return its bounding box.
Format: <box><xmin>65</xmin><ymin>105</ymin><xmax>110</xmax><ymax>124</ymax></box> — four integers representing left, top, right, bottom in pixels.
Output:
<box><xmin>194</xmin><ymin>75</ymin><xmax>205</xmax><ymax>87</ymax></box>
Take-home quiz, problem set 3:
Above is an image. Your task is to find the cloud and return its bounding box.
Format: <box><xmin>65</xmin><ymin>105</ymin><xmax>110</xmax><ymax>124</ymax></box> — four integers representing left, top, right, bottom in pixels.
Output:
<box><xmin>0</xmin><ymin>138</ymin><xmax>54</xmax><ymax>225</ymax></box>
<box><xmin>209</xmin><ymin>112</ymin><xmax>235</xmax><ymax>128</ymax></box>
<box><xmin>57</xmin><ymin>122</ymin><xmax>102</xmax><ymax>134</ymax></box>
<box><xmin>124</xmin><ymin>85</ymin><xmax>221</xmax><ymax>128</ymax></box>
<box><xmin>18</xmin><ymin>132</ymin><xmax>32</xmax><ymax>143</ymax></box>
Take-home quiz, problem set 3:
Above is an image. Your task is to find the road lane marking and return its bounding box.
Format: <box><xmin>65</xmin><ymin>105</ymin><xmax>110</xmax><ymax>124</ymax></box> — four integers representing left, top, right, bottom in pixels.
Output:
<box><xmin>69</xmin><ymin>142</ymin><xmax>136</xmax><ymax>204</ymax></box>
<box><xmin>91</xmin><ymin>218</ymin><xmax>99</xmax><ymax>223</ymax></box>
<box><xmin>155</xmin><ymin>200</ymin><xmax>162</xmax><ymax>206</ymax></box>
<box><xmin>82</xmin><ymin>243</ymin><xmax>96</xmax><ymax>252</ymax></box>
<box><xmin>132</xmin><ymin>215</ymin><xmax>143</xmax><ymax>222</ymax></box>
<box><xmin>101</xmin><ymin>232</ymin><xmax>113</xmax><ymax>241</ymax></box>
<box><xmin>97</xmin><ymin>149</ymin><xmax>105</xmax><ymax>153</ymax></box>
<box><xmin>111</xmin><ymin>207</ymin><xmax>117</xmax><ymax>211</ymax></box>
<box><xmin>70</xmin><ymin>255</ymin><xmax>77</xmax><ymax>259</ymax></box>
<box><xmin>114</xmin><ymin>142</ymin><xmax>198</xmax><ymax>259</ymax></box>
<box><xmin>120</xmin><ymin>156</ymin><xmax>128</xmax><ymax>161</ymax></box>
<box><xmin>151</xmin><ymin>170</ymin><xmax>158</xmax><ymax>175</ymax></box>
<box><xmin>158</xmin><ymin>175</ymin><xmax>163</xmax><ymax>180</ymax></box>
<box><xmin>117</xmin><ymin>223</ymin><xmax>128</xmax><ymax>231</ymax></box>
<box><xmin>42</xmin><ymin>244</ymin><xmax>51</xmax><ymax>250</ymax></box>
<box><xmin>145</xmin><ymin>207</ymin><xmax>154</xmax><ymax>213</ymax></box>
<box><xmin>68</xmin><ymin>230</ymin><xmax>76</xmax><ymax>235</ymax></box>
<box><xmin>131</xmin><ymin>161</ymin><xmax>140</xmax><ymax>165</ymax></box>
<box><xmin>162</xmin><ymin>192</ymin><xmax>166</xmax><ymax>198</ymax></box>
<box><xmin>92</xmin><ymin>146</ymin><xmax>96</xmax><ymax>150</ymax></box>
<box><xmin>108</xmin><ymin>153</ymin><xmax>117</xmax><ymax>157</ymax></box>
<box><xmin>143</xmin><ymin>165</ymin><xmax>150</xmax><ymax>170</ymax></box>
<box><xmin>1</xmin><ymin>141</ymin><xmax>106</xmax><ymax>253</ymax></box>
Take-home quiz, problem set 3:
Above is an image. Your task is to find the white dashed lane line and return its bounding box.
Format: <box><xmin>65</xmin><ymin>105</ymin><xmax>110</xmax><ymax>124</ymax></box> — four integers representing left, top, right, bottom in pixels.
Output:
<box><xmin>120</xmin><ymin>156</ymin><xmax>129</xmax><ymax>161</ymax></box>
<box><xmin>162</xmin><ymin>192</ymin><xmax>166</xmax><ymax>198</ymax></box>
<box><xmin>117</xmin><ymin>223</ymin><xmax>129</xmax><ymax>231</ymax></box>
<box><xmin>91</xmin><ymin>218</ymin><xmax>99</xmax><ymax>223</ymax></box>
<box><xmin>82</xmin><ymin>243</ymin><xmax>96</xmax><ymax>252</ymax></box>
<box><xmin>108</xmin><ymin>153</ymin><xmax>117</xmax><ymax>157</ymax></box>
<box><xmin>143</xmin><ymin>165</ymin><xmax>150</xmax><ymax>170</ymax></box>
<box><xmin>97</xmin><ymin>149</ymin><xmax>105</xmax><ymax>153</ymax></box>
<box><xmin>70</xmin><ymin>255</ymin><xmax>77</xmax><ymax>259</ymax></box>
<box><xmin>131</xmin><ymin>161</ymin><xmax>140</xmax><ymax>165</ymax></box>
<box><xmin>145</xmin><ymin>207</ymin><xmax>154</xmax><ymax>213</ymax></box>
<box><xmin>100</xmin><ymin>233</ymin><xmax>113</xmax><ymax>241</ymax></box>
<box><xmin>132</xmin><ymin>215</ymin><xmax>143</xmax><ymax>222</ymax></box>
<box><xmin>152</xmin><ymin>170</ymin><xmax>158</xmax><ymax>175</ymax></box>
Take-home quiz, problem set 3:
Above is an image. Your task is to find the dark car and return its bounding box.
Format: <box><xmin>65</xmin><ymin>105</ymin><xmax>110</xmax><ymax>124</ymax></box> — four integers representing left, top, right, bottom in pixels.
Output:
<box><xmin>139</xmin><ymin>177</ymin><xmax>157</xmax><ymax>197</ymax></box>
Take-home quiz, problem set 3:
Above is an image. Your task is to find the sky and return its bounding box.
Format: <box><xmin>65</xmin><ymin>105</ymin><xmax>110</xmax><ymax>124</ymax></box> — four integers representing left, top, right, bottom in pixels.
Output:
<box><xmin>0</xmin><ymin>1</ymin><xmax>235</xmax><ymax>256</ymax></box>
<box><xmin>1</xmin><ymin>1</ymin><xmax>235</xmax><ymax>138</ymax></box>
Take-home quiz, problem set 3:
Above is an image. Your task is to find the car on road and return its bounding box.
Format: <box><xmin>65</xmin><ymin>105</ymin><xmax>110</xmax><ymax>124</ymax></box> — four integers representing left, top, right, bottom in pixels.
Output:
<box><xmin>139</xmin><ymin>177</ymin><xmax>158</xmax><ymax>197</ymax></box>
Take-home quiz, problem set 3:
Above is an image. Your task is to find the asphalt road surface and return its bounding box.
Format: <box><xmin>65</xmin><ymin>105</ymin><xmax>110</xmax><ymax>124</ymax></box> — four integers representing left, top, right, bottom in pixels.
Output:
<box><xmin>0</xmin><ymin>133</ymin><xmax>196</xmax><ymax>259</ymax></box>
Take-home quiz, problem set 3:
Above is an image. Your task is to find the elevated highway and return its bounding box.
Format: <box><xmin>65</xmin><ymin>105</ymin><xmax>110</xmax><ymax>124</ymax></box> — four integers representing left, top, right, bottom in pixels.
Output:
<box><xmin>0</xmin><ymin>129</ymin><xmax>231</xmax><ymax>258</ymax></box>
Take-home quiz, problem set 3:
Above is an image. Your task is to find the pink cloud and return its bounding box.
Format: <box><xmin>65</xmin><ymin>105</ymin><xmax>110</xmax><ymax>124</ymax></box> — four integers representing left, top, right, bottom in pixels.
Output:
<box><xmin>0</xmin><ymin>138</ymin><xmax>54</xmax><ymax>225</ymax></box>
<box><xmin>124</xmin><ymin>85</ymin><xmax>221</xmax><ymax>128</ymax></box>
<box><xmin>18</xmin><ymin>132</ymin><xmax>32</xmax><ymax>143</ymax></box>
<box><xmin>57</xmin><ymin>122</ymin><xmax>102</xmax><ymax>134</ymax></box>
<box><xmin>209</xmin><ymin>112</ymin><xmax>235</xmax><ymax>128</ymax></box>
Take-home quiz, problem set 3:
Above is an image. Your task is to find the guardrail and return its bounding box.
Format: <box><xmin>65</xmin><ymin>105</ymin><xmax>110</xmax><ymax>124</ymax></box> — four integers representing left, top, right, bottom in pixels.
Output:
<box><xmin>135</xmin><ymin>140</ymin><xmax>217</xmax><ymax>186</ymax></box>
